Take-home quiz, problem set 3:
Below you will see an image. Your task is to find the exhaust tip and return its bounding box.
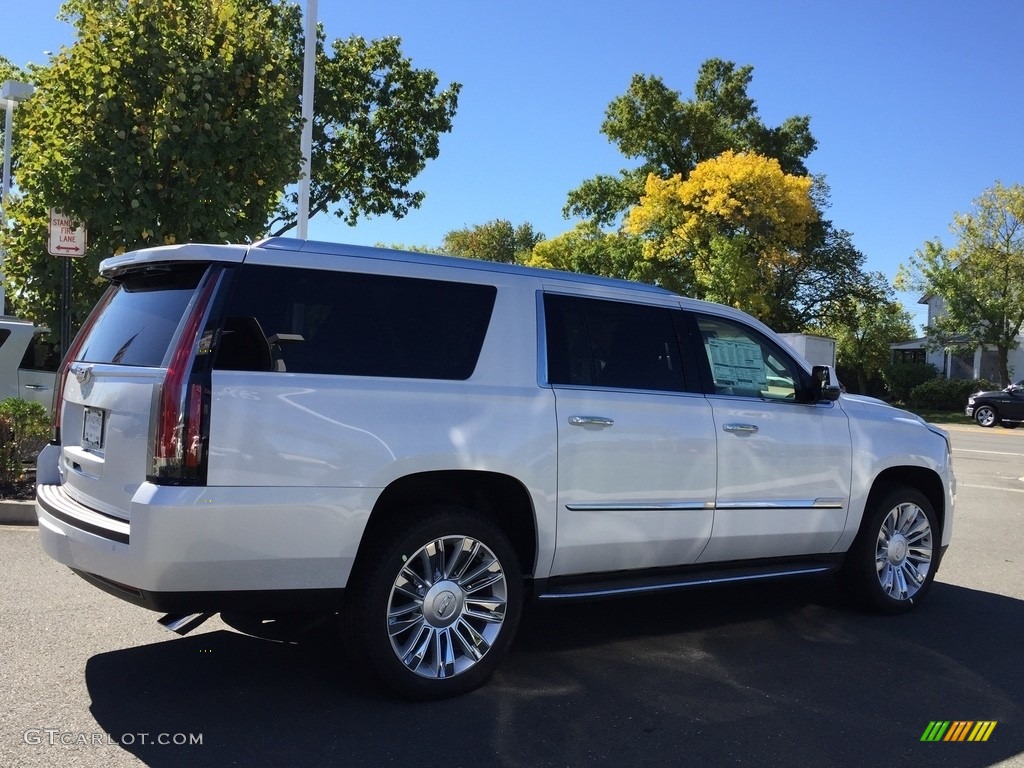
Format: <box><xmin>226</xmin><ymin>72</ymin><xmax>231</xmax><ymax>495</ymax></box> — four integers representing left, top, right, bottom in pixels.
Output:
<box><xmin>158</xmin><ymin>612</ymin><xmax>214</xmax><ymax>636</ymax></box>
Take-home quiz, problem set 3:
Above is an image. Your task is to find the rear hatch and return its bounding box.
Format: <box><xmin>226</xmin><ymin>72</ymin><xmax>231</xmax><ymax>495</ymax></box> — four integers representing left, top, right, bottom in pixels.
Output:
<box><xmin>55</xmin><ymin>245</ymin><xmax>247</xmax><ymax>520</ymax></box>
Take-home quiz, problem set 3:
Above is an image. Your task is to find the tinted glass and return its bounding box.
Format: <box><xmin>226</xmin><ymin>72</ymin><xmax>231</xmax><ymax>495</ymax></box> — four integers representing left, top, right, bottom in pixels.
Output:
<box><xmin>216</xmin><ymin>265</ymin><xmax>497</xmax><ymax>380</ymax></box>
<box><xmin>78</xmin><ymin>267</ymin><xmax>207</xmax><ymax>367</ymax></box>
<box><xmin>19</xmin><ymin>331</ymin><xmax>60</xmax><ymax>372</ymax></box>
<box><xmin>695</xmin><ymin>314</ymin><xmax>800</xmax><ymax>401</ymax></box>
<box><xmin>544</xmin><ymin>294</ymin><xmax>685</xmax><ymax>392</ymax></box>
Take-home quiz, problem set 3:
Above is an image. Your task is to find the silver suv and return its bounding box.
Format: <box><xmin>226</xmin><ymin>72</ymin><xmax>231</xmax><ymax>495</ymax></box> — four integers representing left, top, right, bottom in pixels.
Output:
<box><xmin>0</xmin><ymin>316</ymin><xmax>59</xmax><ymax>408</ymax></box>
<box><xmin>36</xmin><ymin>238</ymin><xmax>955</xmax><ymax>699</ymax></box>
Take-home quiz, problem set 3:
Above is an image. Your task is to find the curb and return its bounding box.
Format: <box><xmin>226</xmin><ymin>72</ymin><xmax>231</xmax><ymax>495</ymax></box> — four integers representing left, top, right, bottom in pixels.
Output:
<box><xmin>0</xmin><ymin>499</ymin><xmax>37</xmax><ymax>525</ymax></box>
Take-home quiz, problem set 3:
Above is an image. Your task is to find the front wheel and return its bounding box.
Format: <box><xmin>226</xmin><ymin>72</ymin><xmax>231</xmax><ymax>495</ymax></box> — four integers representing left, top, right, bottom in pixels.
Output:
<box><xmin>343</xmin><ymin>507</ymin><xmax>523</xmax><ymax>700</ymax></box>
<box><xmin>839</xmin><ymin>486</ymin><xmax>939</xmax><ymax>614</ymax></box>
<box><xmin>974</xmin><ymin>404</ymin><xmax>999</xmax><ymax>427</ymax></box>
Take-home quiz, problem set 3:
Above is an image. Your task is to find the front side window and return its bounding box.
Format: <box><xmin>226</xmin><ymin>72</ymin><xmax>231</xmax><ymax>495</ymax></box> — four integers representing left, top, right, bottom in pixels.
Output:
<box><xmin>19</xmin><ymin>331</ymin><xmax>60</xmax><ymax>372</ymax></box>
<box><xmin>694</xmin><ymin>314</ymin><xmax>802</xmax><ymax>401</ymax></box>
<box><xmin>544</xmin><ymin>294</ymin><xmax>685</xmax><ymax>392</ymax></box>
<box><xmin>216</xmin><ymin>265</ymin><xmax>496</xmax><ymax>380</ymax></box>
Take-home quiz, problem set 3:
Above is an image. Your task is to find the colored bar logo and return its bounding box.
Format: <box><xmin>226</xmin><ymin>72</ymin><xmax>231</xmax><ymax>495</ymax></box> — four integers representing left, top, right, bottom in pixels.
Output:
<box><xmin>921</xmin><ymin>721</ymin><xmax>997</xmax><ymax>742</ymax></box>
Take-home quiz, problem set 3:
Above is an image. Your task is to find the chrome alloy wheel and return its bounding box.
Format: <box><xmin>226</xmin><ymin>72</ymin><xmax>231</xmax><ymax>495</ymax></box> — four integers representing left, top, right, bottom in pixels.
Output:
<box><xmin>974</xmin><ymin>405</ymin><xmax>997</xmax><ymax>427</ymax></box>
<box><xmin>875</xmin><ymin>501</ymin><xmax>933</xmax><ymax>601</ymax></box>
<box><xmin>387</xmin><ymin>535</ymin><xmax>508</xmax><ymax>680</ymax></box>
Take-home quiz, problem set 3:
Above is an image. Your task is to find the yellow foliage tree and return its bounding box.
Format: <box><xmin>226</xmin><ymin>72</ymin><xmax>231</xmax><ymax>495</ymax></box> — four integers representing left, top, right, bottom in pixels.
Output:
<box><xmin>626</xmin><ymin>150</ymin><xmax>817</xmax><ymax>320</ymax></box>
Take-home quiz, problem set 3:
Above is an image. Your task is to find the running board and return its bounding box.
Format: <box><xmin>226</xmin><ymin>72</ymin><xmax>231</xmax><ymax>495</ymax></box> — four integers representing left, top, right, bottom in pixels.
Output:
<box><xmin>536</xmin><ymin>561</ymin><xmax>838</xmax><ymax>601</ymax></box>
<box><xmin>159</xmin><ymin>612</ymin><xmax>215</xmax><ymax>635</ymax></box>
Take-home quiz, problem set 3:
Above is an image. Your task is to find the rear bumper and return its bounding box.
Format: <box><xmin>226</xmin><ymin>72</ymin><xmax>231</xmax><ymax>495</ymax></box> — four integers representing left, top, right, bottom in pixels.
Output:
<box><xmin>69</xmin><ymin>567</ymin><xmax>345</xmax><ymax>613</ymax></box>
<box><xmin>36</xmin><ymin>481</ymin><xmax>375</xmax><ymax>612</ymax></box>
<box><xmin>37</xmin><ymin>483</ymin><xmax>130</xmax><ymax>543</ymax></box>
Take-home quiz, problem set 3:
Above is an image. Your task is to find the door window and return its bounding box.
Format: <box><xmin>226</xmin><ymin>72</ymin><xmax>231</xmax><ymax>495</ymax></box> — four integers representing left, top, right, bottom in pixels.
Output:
<box><xmin>544</xmin><ymin>294</ymin><xmax>685</xmax><ymax>392</ymax></box>
<box><xmin>694</xmin><ymin>315</ymin><xmax>802</xmax><ymax>401</ymax></box>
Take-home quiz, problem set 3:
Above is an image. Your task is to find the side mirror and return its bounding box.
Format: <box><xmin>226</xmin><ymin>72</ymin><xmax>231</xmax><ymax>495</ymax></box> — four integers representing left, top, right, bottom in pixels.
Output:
<box><xmin>812</xmin><ymin>365</ymin><xmax>842</xmax><ymax>402</ymax></box>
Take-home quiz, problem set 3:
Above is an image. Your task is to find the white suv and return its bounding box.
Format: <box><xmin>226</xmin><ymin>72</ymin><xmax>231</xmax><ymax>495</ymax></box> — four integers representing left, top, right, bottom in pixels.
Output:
<box><xmin>36</xmin><ymin>238</ymin><xmax>955</xmax><ymax>699</ymax></box>
<box><xmin>0</xmin><ymin>317</ymin><xmax>59</xmax><ymax>408</ymax></box>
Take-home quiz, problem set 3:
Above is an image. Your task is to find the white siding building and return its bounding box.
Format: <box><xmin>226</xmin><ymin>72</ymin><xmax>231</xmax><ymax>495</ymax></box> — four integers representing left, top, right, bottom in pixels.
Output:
<box><xmin>890</xmin><ymin>294</ymin><xmax>1024</xmax><ymax>382</ymax></box>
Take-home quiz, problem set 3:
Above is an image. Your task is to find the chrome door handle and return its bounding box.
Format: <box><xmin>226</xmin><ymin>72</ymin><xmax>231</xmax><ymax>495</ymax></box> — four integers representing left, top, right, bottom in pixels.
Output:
<box><xmin>24</xmin><ymin>384</ymin><xmax>49</xmax><ymax>390</ymax></box>
<box><xmin>568</xmin><ymin>416</ymin><xmax>615</xmax><ymax>427</ymax></box>
<box><xmin>723</xmin><ymin>423</ymin><xmax>758</xmax><ymax>434</ymax></box>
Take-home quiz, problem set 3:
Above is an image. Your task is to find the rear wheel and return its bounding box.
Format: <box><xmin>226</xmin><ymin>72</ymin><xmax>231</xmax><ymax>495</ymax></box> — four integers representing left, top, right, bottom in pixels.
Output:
<box><xmin>974</xmin><ymin>404</ymin><xmax>998</xmax><ymax>427</ymax></box>
<box><xmin>343</xmin><ymin>506</ymin><xmax>523</xmax><ymax>700</ymax></box>
<box><xmin>840</xmin><ymin>485</ymin><xmax>939</xmax><ymax>614</ymax></box>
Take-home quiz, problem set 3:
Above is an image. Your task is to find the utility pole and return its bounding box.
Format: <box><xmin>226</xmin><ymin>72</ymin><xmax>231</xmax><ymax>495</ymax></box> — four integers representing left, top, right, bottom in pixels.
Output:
<box><xmin>296</xmin><ymin>0</ymin><xmax>318</xmax><ymax>240</ymax></box>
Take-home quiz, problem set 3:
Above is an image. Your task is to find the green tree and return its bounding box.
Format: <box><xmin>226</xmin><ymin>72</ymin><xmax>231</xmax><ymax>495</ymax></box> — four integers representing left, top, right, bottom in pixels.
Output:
<box><xmin>525</xmin><ymin>220</ymin><xmax>661</xmax><ymax>281</ymax></box>
<box><xmin>553</xmin><ymin>58</ymin><xmax>867</xmax><ymax>331</ymax></box>
<box><xmin>1</xmin><ymin>0</ymin><xmax>459</xmax><ymax>330</ymax></box>
<box><xmin>267</xmin><ymin>34</ymin><xmax>460</xmax><ymax>234</ymax></box>
<box><xmin>763</xmin><ymin>221</ymin><xmax>874</xmax><ymax>333</ymax></box>
<box><xmin>897</xmin><ymin>182</ymin><xmax>1024</xmax><ymax>386</ymax></box>
<box><xmin>441</xmin><ymin>219</ymin><xmax>544</xmax><ymax>264</ymax></box>
<box><xmin>814</xmin><ymin>272</ymin><xmax>915</xmax><ymax>393</ymax></box>
<box><xmin>565</xmin><ymin>59</ymin><xmax>816</xmax><ymax>226</ymax></box>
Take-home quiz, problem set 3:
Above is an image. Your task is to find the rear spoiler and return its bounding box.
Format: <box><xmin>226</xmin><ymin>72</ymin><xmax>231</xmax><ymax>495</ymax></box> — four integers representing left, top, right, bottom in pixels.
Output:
<box><xmin>100</xmin><ymin>243</ymin><xmax>250</xmax><ymax>278</ymax></box>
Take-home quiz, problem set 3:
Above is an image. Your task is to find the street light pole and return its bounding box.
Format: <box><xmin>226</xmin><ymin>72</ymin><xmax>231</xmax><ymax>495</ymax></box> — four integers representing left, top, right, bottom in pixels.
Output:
<box><xmin>296</xmin><ymin>0</ymin><xmax>318</xmax><ymax>240</ymax></box>
<box><xmin>1</xmin><ymin>79</ymin><xmax>35</xmax><ymax>316</ymax></box>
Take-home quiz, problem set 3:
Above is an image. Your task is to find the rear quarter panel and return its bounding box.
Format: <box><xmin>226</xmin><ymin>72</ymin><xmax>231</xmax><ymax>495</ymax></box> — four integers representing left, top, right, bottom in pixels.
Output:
<box><xmin>206</xmin><ymin>274</ymin><xmax>559</xmax><ymax>577</ymax></box>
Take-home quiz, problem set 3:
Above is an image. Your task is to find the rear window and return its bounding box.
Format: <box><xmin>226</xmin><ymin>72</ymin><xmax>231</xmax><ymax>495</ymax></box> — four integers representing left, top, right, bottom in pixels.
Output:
<box><xmin>77</xmin><ymin>266</ymin><xmax>207</xmax><ymax>367</ymax></box>
<box><xmin>215</xmin><ymin>265</ymin><xmax>497</xmax><ymax>380</ymax></box>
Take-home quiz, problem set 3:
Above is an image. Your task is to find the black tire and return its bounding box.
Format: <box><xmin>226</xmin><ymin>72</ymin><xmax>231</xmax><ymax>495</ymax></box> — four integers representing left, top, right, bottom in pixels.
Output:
<box><xmin>839</xmin><ymin>485</ymin><xmax>939</xmax><ymax>614</ymax></box>
<box><xmin>974</xmin><ymin>404</ymin><xmax>999</xmax><ymax>427</ymax></box>
<box><xmin>342</xmin><ymin>506</ymin><xmax>523</xmax><ymax>700</ymax></box>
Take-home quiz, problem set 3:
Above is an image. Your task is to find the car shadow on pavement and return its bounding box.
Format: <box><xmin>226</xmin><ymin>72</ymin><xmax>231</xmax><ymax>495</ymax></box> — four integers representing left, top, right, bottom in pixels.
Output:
<box><xmin>85</xmin><ymin>578</ymin><xmax>1022</xmax><ymax>768</ymax></box>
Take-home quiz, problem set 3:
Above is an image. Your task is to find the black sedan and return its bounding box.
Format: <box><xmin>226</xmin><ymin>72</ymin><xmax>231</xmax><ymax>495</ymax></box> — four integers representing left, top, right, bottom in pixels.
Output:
<box><xmin>966</xmin><ymin>380</ymin><xmax>1024</xmax><ymax>428</ymax></box>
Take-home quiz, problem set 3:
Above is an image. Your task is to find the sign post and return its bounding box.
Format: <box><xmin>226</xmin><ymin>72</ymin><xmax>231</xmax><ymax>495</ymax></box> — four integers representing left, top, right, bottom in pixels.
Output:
<box><xmin>48</xmin><ymin>209</ymin><xmax>87</xmax><ymax>357</ymax></box>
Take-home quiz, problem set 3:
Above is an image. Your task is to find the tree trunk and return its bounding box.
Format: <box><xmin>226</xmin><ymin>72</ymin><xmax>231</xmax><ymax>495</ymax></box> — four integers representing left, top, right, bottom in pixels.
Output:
<box><xmin>999</xmin><ymin>345</ymin><xmax>1011</xmax><ymax>387</ymax></box>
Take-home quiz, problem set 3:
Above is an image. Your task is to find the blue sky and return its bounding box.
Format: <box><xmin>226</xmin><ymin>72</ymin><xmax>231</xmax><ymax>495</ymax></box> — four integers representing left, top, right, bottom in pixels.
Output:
<box><xmin>5</xmin><ymin>1</ymin><xmax>1024</xmax><ymax>330</ymax></box>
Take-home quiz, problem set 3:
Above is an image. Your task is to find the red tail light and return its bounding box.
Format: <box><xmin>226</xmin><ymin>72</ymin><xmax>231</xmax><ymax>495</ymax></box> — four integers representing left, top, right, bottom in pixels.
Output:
<box><xmin>150</xmin><ymin>267</ymin><xmax>223</xmax><ymax>483</ymax></box>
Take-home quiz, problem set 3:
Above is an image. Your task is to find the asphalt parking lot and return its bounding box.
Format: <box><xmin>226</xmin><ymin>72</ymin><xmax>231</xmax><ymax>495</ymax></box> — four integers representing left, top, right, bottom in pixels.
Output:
<box><xmin>1</xmin><ymin>423</ymin><xmax>1021</xmax><ymax>768</ymax></box>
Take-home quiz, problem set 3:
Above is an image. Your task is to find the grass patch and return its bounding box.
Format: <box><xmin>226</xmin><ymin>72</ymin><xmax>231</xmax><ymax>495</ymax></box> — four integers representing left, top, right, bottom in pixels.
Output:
<box><xmin>906</xmin><ymin>410</ymin><xmax>973</xmax><ymax>426</ymax></box>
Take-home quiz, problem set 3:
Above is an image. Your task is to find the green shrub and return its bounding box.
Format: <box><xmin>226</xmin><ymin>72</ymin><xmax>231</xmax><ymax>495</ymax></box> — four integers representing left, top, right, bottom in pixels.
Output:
<box><xmin>0</xmin><ymin>398</ymin><xmax>50</xmax><ymax>484</ymax></box>
<box><xmin>908</xmin><ymin>378</ymin><xmax>996</xmax><ymax>411</ymax></box>
<box><xmin>882</xmin><ymin>362</ymin><xmax>939</xmax><ymax>402</ymax></box>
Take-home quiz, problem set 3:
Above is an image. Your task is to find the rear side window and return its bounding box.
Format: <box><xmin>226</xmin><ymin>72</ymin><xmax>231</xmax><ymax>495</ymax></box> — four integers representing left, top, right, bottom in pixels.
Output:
<box><xmin>78</xmin><ymin>266</ymin><xmax>207</xmax><ymax>367</ymax></box>
<box><xmin>215</xmin><ymin>265</ymin><xmax>497</xmax><ymax>380</ymax></box>
<box><xmin>544</xmin><ymin>294</ymin><xmax>685</xmax><ymax>392</ymax></box>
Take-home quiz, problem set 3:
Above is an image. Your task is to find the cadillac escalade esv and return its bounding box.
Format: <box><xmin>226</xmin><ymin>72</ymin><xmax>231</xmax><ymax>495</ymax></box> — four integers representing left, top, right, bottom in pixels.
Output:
<box><xmin>36</xmin><ymin>238</ymin><xmax>955</xmax><ymax>699</ymax></box>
